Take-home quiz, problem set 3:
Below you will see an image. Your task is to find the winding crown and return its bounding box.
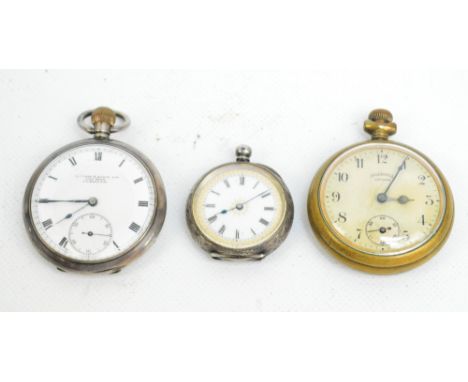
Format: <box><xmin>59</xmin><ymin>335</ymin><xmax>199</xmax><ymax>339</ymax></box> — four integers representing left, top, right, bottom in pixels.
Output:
<box><xmin>364</xmin><ymin>108</ymin><xmax>397</xmax><ymax>139</ymax></box>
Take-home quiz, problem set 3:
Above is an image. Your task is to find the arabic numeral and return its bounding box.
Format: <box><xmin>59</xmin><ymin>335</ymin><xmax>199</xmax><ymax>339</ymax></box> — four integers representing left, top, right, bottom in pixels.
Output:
<box><xmin>418</xmin><ymin>175</ymin><xmax>426</xmax><ymax>185</ymax></box>
<box><xmin>425</xmin><ymin>195</ymin><xmax>434</xmax><ymax>205</ymax></box>
<box><xmin>355</xmin><ymin>228</ymin><xmax>362</xmax><ymax>241</ymax></box>
<box><xmin>355</xmin><ymin>157</ymin><xmax>364</xmax><ymax>168</ymax></box>
<box><xmin>330</xmin><ymin>191</ymin><xmax>341</xmax><ymax>202</ymax></box>
<box><xmin>377</xmin><ymin>153</ymin><xmax>388</xmax><ymax>164</ymax></box>
<box><xmin>402</xmin><ymin>230</ymin><xmax>410</xmax><ymax>240</ymax></box>
<box><xmin>336</xmin><ymin>172</ymin><xmax>349</xmax><ymax>182</ymax></box>
<box><xmin>335</xmin><ymin>212</ymin><xmax>347</xmax><ymax>223</ymax></box>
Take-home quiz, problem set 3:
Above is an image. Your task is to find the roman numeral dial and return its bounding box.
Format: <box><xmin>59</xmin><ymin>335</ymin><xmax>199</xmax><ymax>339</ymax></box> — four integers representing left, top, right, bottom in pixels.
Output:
<box><xmin>30</xmin><ymin>143</ymin><xmax>157</xmax><ymax>263</ymax></box>
<box><xmin>191</xmin><ymin>165</ymin><xmax>287</xmax><ymax>249</ymax></box>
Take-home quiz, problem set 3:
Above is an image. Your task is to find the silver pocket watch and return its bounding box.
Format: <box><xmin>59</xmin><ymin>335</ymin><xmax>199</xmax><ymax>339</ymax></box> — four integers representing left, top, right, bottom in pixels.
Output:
<box><xmin>186</xmin><ymin>145</ymin><xmax>294</xmax><ymax>260</ymax></box>
<box><xmin>23</xmin><ymin>107</ymin><xmax>167</xmax><ymax>273</ymax></box>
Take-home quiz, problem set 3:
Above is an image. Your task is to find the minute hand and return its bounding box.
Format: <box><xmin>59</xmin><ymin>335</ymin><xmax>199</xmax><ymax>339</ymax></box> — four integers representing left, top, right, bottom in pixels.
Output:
<box><xmin>383</xmin><ymin>158</ymin><xmax>407</xmax><ymax>195</ymax></box>
<box><xmin>38</xmin><ymin>199</ymin><xmax>90</xmax><ymax>203</ymax></box>
<box><xmin>215</xmin><ymin>190</ymin><xmax>271</xmax><ymax>216</ymax></box>
<box><xmin>240</xmin><ymin>189</ymin><xmax>271</xmax><ymax>206</ymax></box>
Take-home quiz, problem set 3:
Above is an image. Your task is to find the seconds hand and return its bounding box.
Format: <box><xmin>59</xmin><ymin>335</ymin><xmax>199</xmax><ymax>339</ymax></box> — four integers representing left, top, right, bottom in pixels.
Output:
<box><xmin>82</xmin><ymin>231</ymin><xmax>112</xmax><ymax>237</ymax></box>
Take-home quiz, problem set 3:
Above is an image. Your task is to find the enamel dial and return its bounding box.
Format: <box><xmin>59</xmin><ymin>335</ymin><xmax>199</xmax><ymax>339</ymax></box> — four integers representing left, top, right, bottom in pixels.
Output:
<box><xmin>319</xmin><ymin>143</ymin><xmax>446</xmax><ymax>256</ymax></box>
<box><xmin>191</xmin><ymin>164</ymin><xmax>288</xmax><ymax>250</ymax></box>
<box><xmin>29</xmin><ymin>143</ymin><xmax>157</xmax><ymax>263</ymax></box>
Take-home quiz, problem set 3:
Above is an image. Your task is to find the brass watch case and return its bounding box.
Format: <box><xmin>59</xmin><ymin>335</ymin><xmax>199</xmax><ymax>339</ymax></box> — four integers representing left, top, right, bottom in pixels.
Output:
<box><xmin>308</xmin><ymin>115</ymin><xmax>454</xmax><ymax>274</ymax></box>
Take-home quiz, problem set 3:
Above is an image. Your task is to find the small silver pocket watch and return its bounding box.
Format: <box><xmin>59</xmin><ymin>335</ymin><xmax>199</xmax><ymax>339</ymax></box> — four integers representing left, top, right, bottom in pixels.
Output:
<box><xmin>186</xmin><ymin>145</ymin><xmax>294</xmax><ymax>260</ymax></box>
<box><xmin>23</xmin><ymin>107</ymin><xmax>167</xmax><ymax>273</ymax></box>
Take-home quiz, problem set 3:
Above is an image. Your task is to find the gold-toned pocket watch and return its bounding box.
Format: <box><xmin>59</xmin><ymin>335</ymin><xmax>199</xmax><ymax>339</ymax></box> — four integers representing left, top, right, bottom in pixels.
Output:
<box><xmin>308</xmin><ymin>109</ymin><xmax>454</xmax><ymax>274</ymax></box>
<box><xmin>24</xmin><ymin>107</ymin><xmax>167</xmax><ymax>273</ymax></box>
<box><xmin>186</xmin><ymin>145</ymin><xmax>294</xmax><ymax>261</ymax></box>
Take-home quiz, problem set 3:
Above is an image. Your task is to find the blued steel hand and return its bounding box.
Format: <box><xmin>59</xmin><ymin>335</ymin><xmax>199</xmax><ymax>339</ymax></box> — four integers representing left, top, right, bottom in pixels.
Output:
<box><xmin>54</xmin><ymin>204</ymin><xmax>90</xmax><ymax>226</ymax></box>
<box><xmin>52</xmin><ymin>198</ymin><xmax>98</xmax><ymax>227</ymax></box>
<box><xmin>216</xmin><ymin>189</ymin><xmax>271</xmax><ymax>215</ymax></box>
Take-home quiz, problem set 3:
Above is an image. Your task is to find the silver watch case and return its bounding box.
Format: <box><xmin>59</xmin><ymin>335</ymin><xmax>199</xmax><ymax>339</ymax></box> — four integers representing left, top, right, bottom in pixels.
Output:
<box><xmin>186</xmin><ymin>162</ymin><xmax>294</xmax><ymax>261</ymax></box>
<box><xmin>23</xmin><ymin>138</ymin><xmax>167</xmax><ymax>274</ymax></box>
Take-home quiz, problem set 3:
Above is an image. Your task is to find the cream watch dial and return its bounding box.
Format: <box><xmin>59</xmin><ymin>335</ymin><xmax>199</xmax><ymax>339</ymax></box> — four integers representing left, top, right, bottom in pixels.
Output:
<box><xmin>30</xmin><ymin>143</ymin><xmax>156</xmax><ymax>263</ymax></box>
<box><xmin>319</xmin><ymin>143</ymin><xmax>445</xmax><ymax>256</ymax></box>
<box><xmin>192</xmin><ymin>164</ymin><xmax>287</xmax><ymax>249</ymax></box>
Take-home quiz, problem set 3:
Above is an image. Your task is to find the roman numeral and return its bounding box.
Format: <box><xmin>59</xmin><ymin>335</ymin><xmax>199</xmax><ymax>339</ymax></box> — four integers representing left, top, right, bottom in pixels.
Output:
<box><xmin>218</xmin><ymin>225</ymin><xmax>226</xmax><ymax>235</ymax></box>
<box><xmin>134</xmin><ymin>177</ymin><xmax>143</xmax><ymax>184</ymax></box>
<box><xmin>240</xmin><ymin>175</ymin><xmax>245</xmax><ymax>185</ymax></box>
<box><xmin>95</xmin><ymin>152</ymin><xmax>102</xmax><ymax>161</ymax></box>
<box><xmin>129</xmin><ymin>222</ymin><xmax>140</xmax><ymax>232</ymax></box>
<box><xmin>138</xmin><ymin>201</ymin><xmax>149</xmax><ymax>207</ymax></box>
<box><xmin>259</xmin><ymin>218</ymin><xmax>269</xmax><ymax>226</ymax></box>
<box><xmin>208</xmin><ymin>215</ymin><xmax>217</xmax><ymax>224</ymax></box>
<box><xmin>235</xmin><ymin>229</ymin><xmax>240</xmax><ymax>241</ymax></box>
<box><xmin>69</xmin><ymin>157</ymin><xmax>77</xmax><ymax>166</ymax></box>
<box><xmin>42</xmin><ymin>219</ymin><xmax>53</xmax><ymax>230</ymax></box>
<box><xmin>59</xmin><ymin>237</ymin><xmax>68</xmax><ymax>248</ymax></box>
<box><xmin>264</xmin><ymin>207</ymin><xmax>275</xmax><ymax>211</ymax></box>
<box><xmin>224</xmin><ymin>179</ymin><xmax>231</xmax><ymax>188</ymax></box>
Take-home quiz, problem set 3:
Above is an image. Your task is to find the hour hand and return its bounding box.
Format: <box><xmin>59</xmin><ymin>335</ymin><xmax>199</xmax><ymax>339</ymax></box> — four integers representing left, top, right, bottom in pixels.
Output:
<box><xmin>386</xmin><ymin>195</ymin><xmax>414</xmax><ymax>204</ymax></box>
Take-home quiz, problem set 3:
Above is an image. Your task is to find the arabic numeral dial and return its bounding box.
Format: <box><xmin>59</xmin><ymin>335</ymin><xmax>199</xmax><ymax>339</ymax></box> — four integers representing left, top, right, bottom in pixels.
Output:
<box><xmin>320</xmin><ymin>144</ymin><xmax>445</xmax><ymax>256</ymax></box>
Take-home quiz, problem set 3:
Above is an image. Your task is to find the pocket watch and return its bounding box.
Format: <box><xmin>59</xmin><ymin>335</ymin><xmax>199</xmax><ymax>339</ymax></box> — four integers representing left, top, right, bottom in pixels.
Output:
<box><xmin>23</xmin><ymin>107</ymin><xmax>167</xmax><ymax>273</ymax></box>
<box><xmin>307</xmin><ymin>109</ymin><xmax>454</xmax><ymax>274</ymax></box>
<box><xmin>186</xmin><ymin>145</ymin><xmax>294</xmax><ymax>261</ymax></box>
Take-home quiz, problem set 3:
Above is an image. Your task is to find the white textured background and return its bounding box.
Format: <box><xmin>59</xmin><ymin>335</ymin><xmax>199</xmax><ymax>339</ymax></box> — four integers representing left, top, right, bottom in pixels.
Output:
<box><xmin>0</xmin><ymin>70</ymin><xmax>466</xmax><ymax>311</ymax></box>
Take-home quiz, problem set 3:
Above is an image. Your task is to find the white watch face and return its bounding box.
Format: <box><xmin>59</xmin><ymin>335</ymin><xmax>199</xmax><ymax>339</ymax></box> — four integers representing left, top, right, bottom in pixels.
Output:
<box><xmin>29</xmin><ymin>143</ymin><xmax>157</xmax><ymax>263</ymax></box>
<box><xmin>191</xmin><ymin>163</ymin><xmax>287</xmax><ymax>250</ymax></box>
<box><xmin>319</xmin><ymin>143</ymin><xmax>446</xmax><ymax>256</ymax></box>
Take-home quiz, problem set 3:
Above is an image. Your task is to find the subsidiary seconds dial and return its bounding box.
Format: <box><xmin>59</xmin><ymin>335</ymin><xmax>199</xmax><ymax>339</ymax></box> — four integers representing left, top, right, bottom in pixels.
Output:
<box><xmin>69</xmin><ymin>213</ymin><xmax>113</xmax><ymax>257</ymax></box>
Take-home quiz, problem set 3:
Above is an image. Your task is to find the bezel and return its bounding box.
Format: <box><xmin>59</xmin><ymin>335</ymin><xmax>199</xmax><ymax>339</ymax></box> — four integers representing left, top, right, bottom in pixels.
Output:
<box><xmin>186</xmin><ymin>162</ymin><xmax>294</xmax><ymax>260</ymax></box>
<box><xmin>307</xmin><ymin>139</ymin><xmax>454</xmax><ymax>274</ymax></box>
<box><xmin>23</xmin><ymin>138</ymin><xmax>167</xmax><ymax>273</ymax></box>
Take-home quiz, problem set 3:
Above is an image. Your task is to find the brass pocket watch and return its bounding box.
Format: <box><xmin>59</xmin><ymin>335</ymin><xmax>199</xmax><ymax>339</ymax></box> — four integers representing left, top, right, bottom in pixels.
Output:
<box><xmin>186</xmin><ymin>145</ymin><xmax>294</xmax><ymax>261</ymax></box>
<box><xmin>23</xmin><ymin>107</ymin><xmax>167</xmax><ymax>273</ymax></box>
<box><xmin>308</xmin><ymin>109</ymin><xmax>454</xmax><ymax>274</ymax></box>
